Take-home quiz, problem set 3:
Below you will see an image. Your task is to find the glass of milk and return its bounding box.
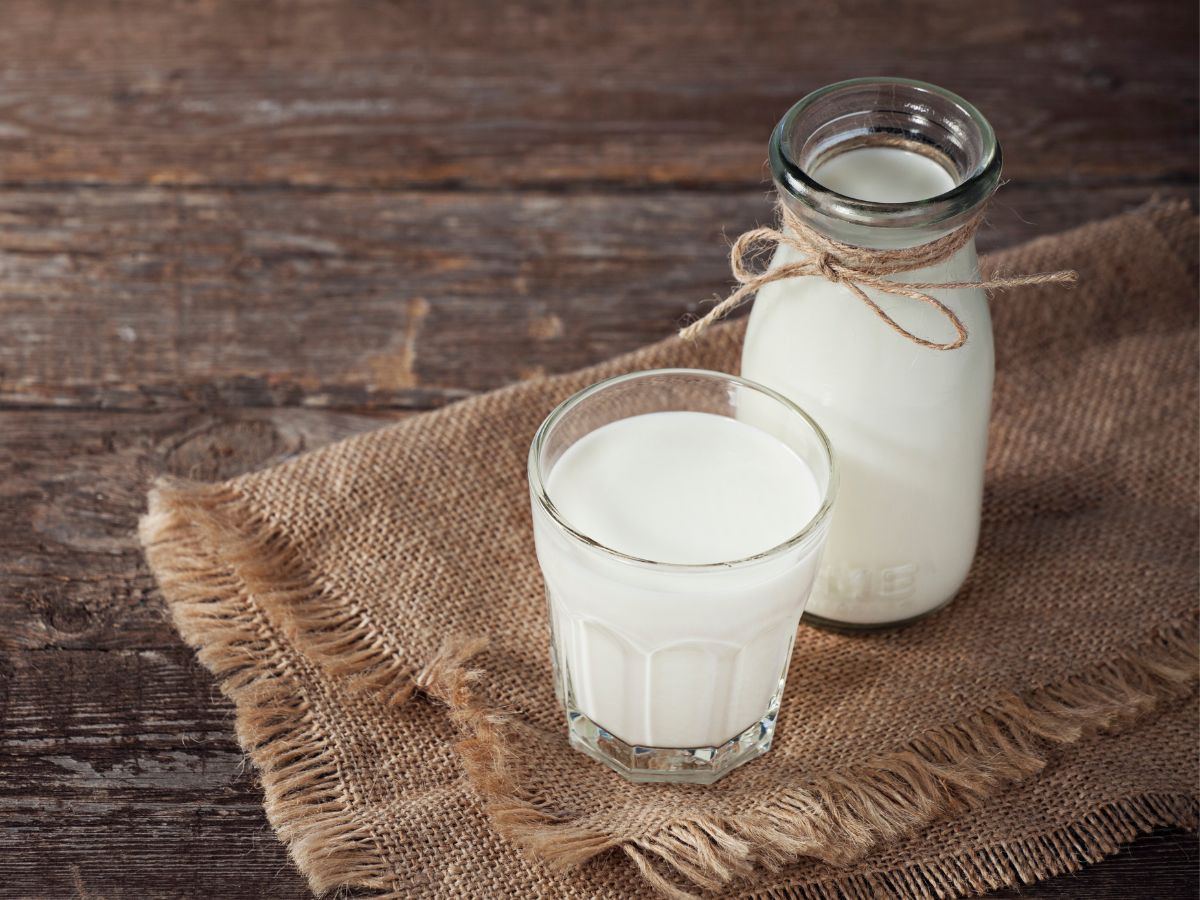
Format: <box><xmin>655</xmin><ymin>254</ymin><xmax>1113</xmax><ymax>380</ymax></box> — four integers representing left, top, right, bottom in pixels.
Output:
<box><xmin>741</xmin><ymin>78</ymin><xmax>1003</xmax><ymax>628</ymax></box>
<box><xmin>528</xmin><ymin>369</ymin><xmax>836</xmax><ymax>783</ymax></box>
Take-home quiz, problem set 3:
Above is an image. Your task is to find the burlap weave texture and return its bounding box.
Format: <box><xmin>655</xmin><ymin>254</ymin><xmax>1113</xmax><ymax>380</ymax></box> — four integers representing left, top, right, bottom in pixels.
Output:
<box><xmin>140</xmin><ymin>201</ymin><xmax>1199</xmax><ymax>898</ymax></box>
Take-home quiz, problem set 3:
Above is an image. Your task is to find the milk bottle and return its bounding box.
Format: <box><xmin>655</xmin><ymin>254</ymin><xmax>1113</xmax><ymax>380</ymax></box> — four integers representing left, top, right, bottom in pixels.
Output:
<box><xmin>740</xmin><ymin>78</ymin><xmax>1003</xmax><ymax>627</ymax></box>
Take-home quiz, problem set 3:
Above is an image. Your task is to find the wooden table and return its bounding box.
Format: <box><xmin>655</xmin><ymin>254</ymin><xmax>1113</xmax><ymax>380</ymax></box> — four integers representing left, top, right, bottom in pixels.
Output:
<box><xmin>1</xmin><ymin>1</ymin><xmax>1195</xmax><ymax>896</ymax></box>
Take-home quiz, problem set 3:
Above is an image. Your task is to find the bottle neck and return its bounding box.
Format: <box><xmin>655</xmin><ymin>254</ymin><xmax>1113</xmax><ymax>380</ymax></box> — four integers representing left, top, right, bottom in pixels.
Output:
<box><xmin>770</xmin><ymin>78</ymin><xmax>1001</xmax><ymax>250</ymax></box>
<box><xmin>776</xmin><ymin>188</ymin><xmax>978</xmax><ymax>251</ymax></box>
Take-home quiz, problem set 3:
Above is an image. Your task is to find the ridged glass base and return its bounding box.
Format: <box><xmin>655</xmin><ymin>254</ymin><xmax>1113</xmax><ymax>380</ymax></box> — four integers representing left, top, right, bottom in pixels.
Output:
<box><xmin>564</xmin><ymin>699</ymin><xmax>780</xmax><ymax>785</ymax></box>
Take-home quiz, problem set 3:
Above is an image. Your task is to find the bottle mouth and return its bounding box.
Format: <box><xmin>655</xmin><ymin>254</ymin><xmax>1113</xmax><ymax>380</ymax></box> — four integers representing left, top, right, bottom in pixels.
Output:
<box><xmin>770</xmin><ymin>77</ymin><xmax>1002</xmax><ymax>233</ymax></box>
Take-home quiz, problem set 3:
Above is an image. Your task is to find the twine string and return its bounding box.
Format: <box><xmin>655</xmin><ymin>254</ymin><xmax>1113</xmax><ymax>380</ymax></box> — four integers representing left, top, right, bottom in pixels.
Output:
<box><xmin>679</xmin><ymin>203</ymin><xmax>1079</xmax><ymax>350</ymax></box>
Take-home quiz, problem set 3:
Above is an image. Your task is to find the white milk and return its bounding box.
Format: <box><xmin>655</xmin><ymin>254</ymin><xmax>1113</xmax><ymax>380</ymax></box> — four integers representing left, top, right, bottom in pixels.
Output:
<box><xmin>813</xmin><ymin>146</ymin><xmax>956</xmax><ymax>203</ymax></box>
<box><xmin>533</xmin><ymin>411</ymin><xmax>824</xmax><ymax>749</ymax></box>
<box><xmin>742</xmin><ymin>146</ymin><xmax>994</xmax><ymax>626</ymax></box>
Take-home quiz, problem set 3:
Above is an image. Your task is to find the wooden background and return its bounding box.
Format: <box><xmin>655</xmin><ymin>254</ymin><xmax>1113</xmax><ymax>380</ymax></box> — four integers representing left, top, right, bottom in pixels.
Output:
<box><xmin>1</xmin><ymin>1</ymin><xmax>1195</xmax><ymax>896</ymax></box>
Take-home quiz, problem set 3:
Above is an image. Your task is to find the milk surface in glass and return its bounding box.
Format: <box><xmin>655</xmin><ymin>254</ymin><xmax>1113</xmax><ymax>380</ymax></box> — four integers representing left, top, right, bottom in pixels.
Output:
<box><xmin>742</xmin><ymin>142</ymin><xmax>994</xmax><ymax>627</ymax></box>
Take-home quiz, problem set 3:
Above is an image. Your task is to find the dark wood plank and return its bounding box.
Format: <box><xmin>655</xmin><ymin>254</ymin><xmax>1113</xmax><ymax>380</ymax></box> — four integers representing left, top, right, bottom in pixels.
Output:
<box><xmin>0</xmin><ymin>408</ymin><xmax>384</xmax><ymax>897</ymax></box>
<box><xmin>0</xmin><ymin>408</ymin><xmax>388</xmax><ymax>652</ymax></box>
<box><xmin>1</xmin><ymin>182</ymin><xmax>1191</xmax><ymax>412</ymax></box>
<box><xmin>989</xmin><ymin>830</ymin><xmax>1199</xmax><ymax>899</ymax></box>
<box><xmin>1</xmin><ymin>644</ymin><xmax>311</xmax><ymax>900</ymax></box>
<box><xmin>0</xmin><ymin>0</ymin><xmax>1193</xmax><ymax>189</ymax></box>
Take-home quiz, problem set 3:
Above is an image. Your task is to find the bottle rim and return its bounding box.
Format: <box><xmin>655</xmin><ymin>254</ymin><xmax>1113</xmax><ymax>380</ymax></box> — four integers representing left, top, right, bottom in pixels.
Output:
<box><xmin>770</xmin><ymin>77</ymin><xmax>1003</xmax><ymax>231</ymax></box>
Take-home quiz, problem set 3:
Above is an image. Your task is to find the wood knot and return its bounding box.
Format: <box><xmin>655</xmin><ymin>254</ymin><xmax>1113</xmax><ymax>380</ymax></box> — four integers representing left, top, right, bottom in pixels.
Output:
<box><xmin>163</xmin><ymin>417</ymin><xmax>293</xmax><ymax>481</ymax></box>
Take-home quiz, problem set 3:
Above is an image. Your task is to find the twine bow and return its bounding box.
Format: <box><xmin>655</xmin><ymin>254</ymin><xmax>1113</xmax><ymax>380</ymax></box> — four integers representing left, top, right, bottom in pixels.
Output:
<box><xmin>680</xmin><ymin>203</ymin><xmax>1078</xmax><ymax>350</ymax></box>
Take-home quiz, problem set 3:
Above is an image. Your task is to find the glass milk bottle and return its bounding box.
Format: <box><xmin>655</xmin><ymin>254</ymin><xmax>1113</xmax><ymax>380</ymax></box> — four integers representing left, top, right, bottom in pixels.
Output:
<box><xmin>740</xmin><ymin>78</ymin><xmax>1002</xmax><ymax>628</ymax></box>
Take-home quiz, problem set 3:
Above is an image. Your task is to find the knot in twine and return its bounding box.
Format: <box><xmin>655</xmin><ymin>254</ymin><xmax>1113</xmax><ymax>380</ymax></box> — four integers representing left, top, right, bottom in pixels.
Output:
<box><xmin>680</xmin><ymin>203</ymin><xmax>1079</xmax><ymax>350</ymax></box>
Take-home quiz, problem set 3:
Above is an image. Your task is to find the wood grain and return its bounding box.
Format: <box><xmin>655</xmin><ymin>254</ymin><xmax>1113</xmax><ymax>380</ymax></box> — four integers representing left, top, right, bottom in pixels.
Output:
<box><xmin>0</xmin><ymin>409</ymin><xmax>380</xmax><ymax>898</ymax></box>
<box><xmin>0</xmin><ymin>0</ymin><xmax>1194</xmax><ymax>189</ymax></box>
<box><xmin>1</xmin><ymin>182</ymin><xmax>1191</xmax><ymax>412</ymax></box>
<box><xmin>2</xmin><ymin>647</ymin><xmax>313</xmax><ymax>899</ymax></box>
<box><xmin>0</xmin><ymin>408</ymin><xmax>388</xmax><ymax>649</ymax></box>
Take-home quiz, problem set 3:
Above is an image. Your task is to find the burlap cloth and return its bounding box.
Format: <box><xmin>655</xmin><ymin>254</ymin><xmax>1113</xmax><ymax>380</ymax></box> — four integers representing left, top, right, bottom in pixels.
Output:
<box><xmin>140</xmin><ymin>201</ymin><xmax>1199</xmax><ymax>899</ymax></box>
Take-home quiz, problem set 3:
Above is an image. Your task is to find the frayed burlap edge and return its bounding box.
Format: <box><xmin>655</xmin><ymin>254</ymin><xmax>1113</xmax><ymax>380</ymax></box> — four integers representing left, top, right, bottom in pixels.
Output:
<box><xmin>140</xmin><ymin>467</ymin><xmax>1199</xmax><ymax>900</ymax></box>
<box><xmin>748</xmin><ymin>793</ymin><xmax>1198</xmax><ymax>900</ymax></box>
<box><xmin>417</xmin><ymin>631</ymin><xmax>1197</xmax><ymax>899</ymax></box>
<box><xmin>139</xmin><ymin>479</ymin><xmax>402</xmax><ymax>898</ymax></box>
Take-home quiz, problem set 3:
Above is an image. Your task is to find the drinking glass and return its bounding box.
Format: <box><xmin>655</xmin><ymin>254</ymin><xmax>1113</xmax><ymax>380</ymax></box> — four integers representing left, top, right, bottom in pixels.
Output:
<box><xmin>528</xmin><ymin>368</ymin><xmax>836</xmax><ymax>783</ymax></box>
